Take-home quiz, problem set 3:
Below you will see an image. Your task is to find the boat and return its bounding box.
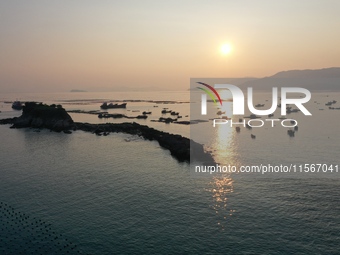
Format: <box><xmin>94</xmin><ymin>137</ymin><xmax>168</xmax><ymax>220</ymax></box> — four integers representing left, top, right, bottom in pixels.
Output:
<box><xmin>287</xmin><ymin>130</ymin><xmax>295</xmax><ymax>137</ymax></box>
<box><xmin>326</xmin><ymin>100</ymin><xmax>337</xmax><ymax>106</ymax></box>
<box><xmin>100</xmin><ymin>102</ymin><xmax>127</xmax><ymax>109</ymax></box>
<box><xmin>12</xmin><ymin>101</ymin><xmax>23</xmax><ymax>110</ymax></box>
<box><xmin>159</xmin><ymin>117</ymin><xmax>176</xmax><ymax>123</ymax></box>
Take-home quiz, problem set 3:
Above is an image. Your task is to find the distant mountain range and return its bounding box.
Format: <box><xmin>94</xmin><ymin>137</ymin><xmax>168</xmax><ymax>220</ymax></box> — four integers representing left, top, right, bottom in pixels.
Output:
<box><xmin>238</xmin><ymin>67</ymin><xmax>340</xmax><ymax>91</ymax></box>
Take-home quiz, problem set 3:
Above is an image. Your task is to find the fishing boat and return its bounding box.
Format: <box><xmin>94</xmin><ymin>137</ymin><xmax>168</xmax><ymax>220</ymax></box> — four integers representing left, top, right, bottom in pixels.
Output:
<box><xmin>100</xmin><ymin>102</ymin><xmax>127</xmax><ymax>109</ymax></box>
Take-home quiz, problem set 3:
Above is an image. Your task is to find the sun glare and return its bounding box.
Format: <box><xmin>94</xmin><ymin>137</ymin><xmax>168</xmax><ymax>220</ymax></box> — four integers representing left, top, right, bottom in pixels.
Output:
<box><xmin>221</xmin><ymin>43</ymin><xmax>232</xmax><ymax>55</ymax></box>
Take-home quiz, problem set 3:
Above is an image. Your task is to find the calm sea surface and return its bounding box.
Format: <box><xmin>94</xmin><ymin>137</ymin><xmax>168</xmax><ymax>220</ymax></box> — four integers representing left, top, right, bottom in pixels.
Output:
<box><xmin>0</xmin><ymin>91</ymin><xmax>339</xmax><ymax>254</ymax></box>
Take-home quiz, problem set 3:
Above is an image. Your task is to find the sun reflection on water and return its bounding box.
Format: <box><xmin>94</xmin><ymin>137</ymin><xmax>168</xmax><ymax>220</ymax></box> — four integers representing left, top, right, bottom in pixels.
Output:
<box><xmin>205</xmin><ymin>102</ymin><xmax>240</xmax><ymax>229</ymax></box>
<box><xmin>209</xmin><ymin>102</ymin><xmax>240</xmax><ymax>167</ymax></box>
<box><xmin>205</xmin><ymin>175</ymin><xmax>235</xmax><ymax>230</ymax></box>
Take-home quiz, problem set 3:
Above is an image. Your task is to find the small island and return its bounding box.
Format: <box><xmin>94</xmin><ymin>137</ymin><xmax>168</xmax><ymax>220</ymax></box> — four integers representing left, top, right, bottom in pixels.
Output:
<box><xmin>2</xmin><ymin>102</ymin><xmax>74</xmax><ymax>131</ymax></box>
<box><xmin>0</xmin><ymin>102</ymin><xmax>214</xmax><ymax>163</ymax></box>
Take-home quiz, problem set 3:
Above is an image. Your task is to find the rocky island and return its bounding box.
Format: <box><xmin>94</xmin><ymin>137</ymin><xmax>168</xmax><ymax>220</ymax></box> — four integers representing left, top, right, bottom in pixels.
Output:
<box><xmin>0</xmin><ymin>102</ymin><xmax>214</xmax><ymax>163</ymax></box>
<box><xmin>2</xmin><ymin>102</ymin><xmax>74</xmax><ymax>131</ymax></box>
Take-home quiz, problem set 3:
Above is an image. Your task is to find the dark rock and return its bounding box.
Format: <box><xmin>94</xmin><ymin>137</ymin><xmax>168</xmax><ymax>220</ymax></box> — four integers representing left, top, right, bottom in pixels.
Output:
<box><xmin>97</xmin><ymin>113</ymin><xmax>125</xmax><ymax>119</ymax></box>
<box><xmin>0</xmin><ymin>104</ymin><xmax>214</xmax><ymax>163</ymax></box>
<box><xmin>5</xmin><ymin>102</ymin><xmax>74</xmax><ymax>132</ymax></box>
<box><xmin>173</xmin><ymin>121</ymin><xmax>191</xmax><ymax>125</ymax></box>
<box><xmin>136</xmin><ymin>115</ymin><xmax>147</xmax><ymax>119</ymax></box>
<box><xmin>12</xmin><ymin>101</ymin><xmax>23</xmax><ymax>110</ymax></box>
<box><xmin>72</xmin><ymin>122</ymin><xmax>214</xmax><ymax>162</ymax></box>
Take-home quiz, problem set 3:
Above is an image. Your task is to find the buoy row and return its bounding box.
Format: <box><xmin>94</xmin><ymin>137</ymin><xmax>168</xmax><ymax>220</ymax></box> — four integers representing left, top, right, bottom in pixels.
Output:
<box><xmin>0</xmin><ymin>201</ymin><xmax>81</xmax><ymax>254</ymax></box>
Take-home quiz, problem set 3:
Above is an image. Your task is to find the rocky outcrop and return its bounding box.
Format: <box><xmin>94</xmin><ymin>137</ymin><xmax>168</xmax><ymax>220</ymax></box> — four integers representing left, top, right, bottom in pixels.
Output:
<box><xmin>0</xmin><ymin>103</ymin><xmax>214</xmax><ymax>163</ymax></box>
<box><xmin>73</xmin><ymin>122</ymin><xmax>214</xmax><ymax>163</ymax></box>
<box><xmin>5</xmin><ymin>102</ymin><xmax>73</xmax><ymax>132</ymax></box>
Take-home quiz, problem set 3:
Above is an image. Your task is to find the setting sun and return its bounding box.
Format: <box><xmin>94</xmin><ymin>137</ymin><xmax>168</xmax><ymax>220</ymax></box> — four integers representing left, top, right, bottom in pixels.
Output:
<box><xmin>221</xmin><ymin>43</ymin><xmax>232</xmax><ymax>55</ymax></box>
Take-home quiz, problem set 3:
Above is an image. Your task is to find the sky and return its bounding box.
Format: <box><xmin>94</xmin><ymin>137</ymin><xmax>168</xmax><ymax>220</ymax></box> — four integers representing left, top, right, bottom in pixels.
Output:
<box><xmin>1</xmin><ymin>0</ymin><xmax>340</xmax><ymax>92</ymax></box>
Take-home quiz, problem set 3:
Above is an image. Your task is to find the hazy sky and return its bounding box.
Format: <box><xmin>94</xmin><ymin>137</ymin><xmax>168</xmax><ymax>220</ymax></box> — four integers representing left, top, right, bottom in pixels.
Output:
<box><xmin>1</xmin><ymin>0</ymin><xmax>340</xmax><ymax>92</ymax></box>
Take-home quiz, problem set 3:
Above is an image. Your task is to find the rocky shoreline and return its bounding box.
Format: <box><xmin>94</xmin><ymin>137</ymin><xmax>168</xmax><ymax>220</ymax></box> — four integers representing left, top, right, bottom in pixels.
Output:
<box><xmin>0</xmin><ymin>102</ymin><xmax>214</xmax><ymax>163</ymax></box>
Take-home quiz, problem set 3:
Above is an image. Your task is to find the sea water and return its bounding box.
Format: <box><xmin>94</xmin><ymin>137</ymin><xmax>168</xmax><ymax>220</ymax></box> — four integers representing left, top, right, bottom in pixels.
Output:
<box><xmin>0</xmin><ymin>91</ymin><xmax>339</xmax><ymax>254</ymax></box>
